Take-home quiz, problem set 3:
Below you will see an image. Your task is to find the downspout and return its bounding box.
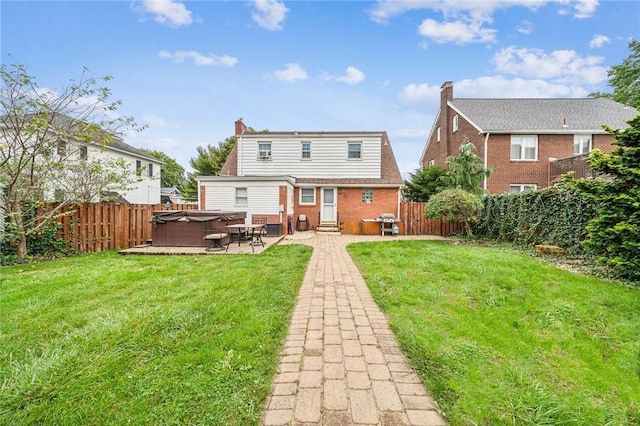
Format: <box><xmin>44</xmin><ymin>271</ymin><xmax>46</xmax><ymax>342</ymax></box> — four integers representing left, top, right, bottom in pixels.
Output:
<box><xmin>483</xmin><ymin>132</ymin><xmax>490</xmax><ymax>191</ymax></box>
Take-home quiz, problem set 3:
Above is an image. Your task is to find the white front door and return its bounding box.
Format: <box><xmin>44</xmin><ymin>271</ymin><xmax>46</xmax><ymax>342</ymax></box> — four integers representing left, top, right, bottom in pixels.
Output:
<box><xmin>321</xmin><ymin>187</ymin><xmax>337</xmax><ymax>222</ymax></box>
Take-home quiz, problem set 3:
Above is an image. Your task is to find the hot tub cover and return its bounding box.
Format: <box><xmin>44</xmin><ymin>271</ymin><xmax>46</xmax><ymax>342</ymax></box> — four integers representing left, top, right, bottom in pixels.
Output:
<box><xmin>151</xmin><ymin>210</ymin><xmax>246</xmax><ymax>224</ymax></box>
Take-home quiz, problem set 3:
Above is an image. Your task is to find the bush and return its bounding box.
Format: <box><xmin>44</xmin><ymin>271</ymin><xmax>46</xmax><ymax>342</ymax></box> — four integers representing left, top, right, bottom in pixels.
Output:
<box><xmin>424</xmin><ymin>188</ymin><xmax>483</xmax><ymax>235</ymax></box>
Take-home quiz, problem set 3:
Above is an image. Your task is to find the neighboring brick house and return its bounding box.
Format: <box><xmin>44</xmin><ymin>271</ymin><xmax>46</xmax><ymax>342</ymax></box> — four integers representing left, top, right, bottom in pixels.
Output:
<box><xmin>197</xmin><ymin>119</ymin><xmax>404</xmax><ymax>235</ymax></box>
<box><xmin>420</xmin><ymin>81</ymin><xmax>638</xmax><ymax>193</ymax></box>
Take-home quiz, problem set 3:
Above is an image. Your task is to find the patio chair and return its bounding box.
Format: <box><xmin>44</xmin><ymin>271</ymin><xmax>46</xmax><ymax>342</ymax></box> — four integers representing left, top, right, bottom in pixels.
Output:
<box><xmin>251</xmin><ymin>217</ymin><xmax>267</xmax><ymax>247</ymax></box>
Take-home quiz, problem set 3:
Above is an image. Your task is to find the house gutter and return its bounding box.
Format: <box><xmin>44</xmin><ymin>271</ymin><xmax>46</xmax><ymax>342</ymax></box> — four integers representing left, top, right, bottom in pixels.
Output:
<box><xmin>483</xmin><ymin>132</ymin><xmax>490</xmax><ymax>191</ymax></box>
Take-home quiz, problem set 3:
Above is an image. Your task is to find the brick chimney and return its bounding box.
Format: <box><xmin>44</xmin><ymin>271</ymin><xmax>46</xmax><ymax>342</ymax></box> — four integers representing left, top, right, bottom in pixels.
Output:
<box><xmin>440</xmin><ymin>81</ymin><xmax>453</xmax><ymax>156</ymax></box>
<box><xmin>235</xmin><ymin>118</ymin><xmax>247</xmax><ymax>136</ymax></box>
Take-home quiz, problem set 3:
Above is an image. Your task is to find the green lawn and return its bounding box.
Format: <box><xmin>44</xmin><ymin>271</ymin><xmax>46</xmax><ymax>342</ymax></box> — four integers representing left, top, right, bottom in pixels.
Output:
<box><xmin>1</xmin><ymin>246</ymin><xmax>311</xmax><ymax>425</ymax></box>
<box><xmin>348</xmin><ymin>240</ymin><xmax>640</xmax><ymax>425</ymax></box>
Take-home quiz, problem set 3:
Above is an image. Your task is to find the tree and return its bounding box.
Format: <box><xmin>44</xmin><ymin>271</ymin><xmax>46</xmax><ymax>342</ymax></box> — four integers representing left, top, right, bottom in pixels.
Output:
<box><xmin>438</xmin><ymin>140</ymin><xmax>494</xmax><ymax>195</ymax></box>
<box><xmin>573</xmin><ymin>115</ymin><xmax>640</xmax><ymax>282</ymax></box>
<box><xmin>139</xmin><ymin>148</ymin><xmax>186</xmax><ymax>190</ymax></box>
<box><xmin>403</xmin><ymin>165</ymin><xmax>446</xmax><ymax>202</ymax></box>
<box><xmin>182</xmin><ymin>136</ymin><xmax>236</xmax><ymax>199</ymax></box>
<box><xmin>590</xmin><ymin>39</ymin><xmax>640</xmax><ymax>109</ymax></box>
<box><xmin>424</xmin><ymin>188</ymin><xmax>483</xmax><ymax>236</ymax></box>
<box><xmin>1</xmin><ymin>62</ymin><xmax>143</xmax><ymax>259</ymax></box>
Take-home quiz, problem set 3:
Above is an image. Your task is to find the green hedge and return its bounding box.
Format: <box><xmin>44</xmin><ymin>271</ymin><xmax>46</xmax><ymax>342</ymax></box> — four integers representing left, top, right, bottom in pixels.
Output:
<box><xmin>474</xmin><ymin>186</ymin><xmax>596</xmax><ymax>256</ymax></box>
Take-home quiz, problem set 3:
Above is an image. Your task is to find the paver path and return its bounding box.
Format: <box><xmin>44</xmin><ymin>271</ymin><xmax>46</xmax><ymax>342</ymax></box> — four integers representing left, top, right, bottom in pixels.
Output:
<box><xmin>261</xmin><ymin>234</ymin><xmax>447</xmax><ymax>426</ymax></box>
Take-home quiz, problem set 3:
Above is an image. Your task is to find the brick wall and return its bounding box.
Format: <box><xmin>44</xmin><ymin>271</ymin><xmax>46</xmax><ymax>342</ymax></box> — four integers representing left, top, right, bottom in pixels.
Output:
<box><xmin>292</xmin><ymin>187</ymin><xmax>399</xmax><ymax>230</ymax></box>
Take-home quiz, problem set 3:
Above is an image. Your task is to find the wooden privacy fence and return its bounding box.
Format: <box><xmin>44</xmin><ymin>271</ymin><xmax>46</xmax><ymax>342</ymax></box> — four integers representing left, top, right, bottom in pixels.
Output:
<box><xmin>37</xmin><ymin>201</ymin><xmax>459</xmax><ymax>254</ymax></box>
<box><xmin>399</xmin><ymin>201</ymin><xmax>463</xmax><ymax>236</ymax></box>
<box><xmin>41</xmin><ymin>203</ymin><xmax>197</xmax><ymax>253</ymax></box>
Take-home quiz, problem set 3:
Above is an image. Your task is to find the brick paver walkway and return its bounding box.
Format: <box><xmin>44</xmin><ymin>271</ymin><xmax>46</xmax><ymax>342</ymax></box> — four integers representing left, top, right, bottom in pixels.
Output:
<box><xmin>261</xmin><ymin>234</ymin><xmax>447</xmax><ymax>426</ymax></box>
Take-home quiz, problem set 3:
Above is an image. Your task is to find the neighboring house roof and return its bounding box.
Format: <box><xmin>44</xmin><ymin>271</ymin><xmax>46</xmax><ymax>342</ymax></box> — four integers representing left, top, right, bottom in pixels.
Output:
<box><xmin>219</xmin><ymin>130</ymin><xmax>403</xmax><ymax>186</ymax></box>
<box><xmin>37</xmin><ymin>113</ymin><xmax>161</xmax><ymax>163</ymax></box>
<box><xmin>448</xmin><ymin>98</ymin><xmax>638</xmax><ymax>134</ymax></box>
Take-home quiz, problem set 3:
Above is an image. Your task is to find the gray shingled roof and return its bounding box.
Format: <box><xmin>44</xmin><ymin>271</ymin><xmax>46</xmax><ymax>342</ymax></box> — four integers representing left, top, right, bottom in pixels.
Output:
<box><xmin>449</xmin><ymin>98</ymin><xmax>638</xmax><ymax>133</ymax></box>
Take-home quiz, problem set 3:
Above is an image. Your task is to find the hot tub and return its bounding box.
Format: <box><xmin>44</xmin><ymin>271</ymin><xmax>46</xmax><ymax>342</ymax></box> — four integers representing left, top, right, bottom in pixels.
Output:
<box><xmin>151</xmin><ymin>210</ymin><xmax>246</xmax><ymax>247</ymax></box>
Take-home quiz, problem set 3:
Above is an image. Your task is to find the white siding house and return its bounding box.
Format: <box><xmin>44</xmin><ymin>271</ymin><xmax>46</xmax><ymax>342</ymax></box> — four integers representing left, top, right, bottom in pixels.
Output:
<box><xmin>197</xmin><ymin>119</ymin><xmax>404</xmax><ymax>235</ymax></box>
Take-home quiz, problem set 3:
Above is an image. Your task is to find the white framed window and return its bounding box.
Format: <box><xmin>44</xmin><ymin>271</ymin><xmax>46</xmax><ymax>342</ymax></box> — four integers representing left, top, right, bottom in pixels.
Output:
<box><xmin>147</xmin><ymin>163</ymin><xmax>154</xmax><ymax>177</ymax></box>
<box><xmin>428</xmin><ymin>159</ymin><xmax>435</xmax><ymax>167</ymax></box>
<box><xmin>574</xmin><ymin>134</ymin><xmax>591</xmax><ymax>155</ymax></box>
<box><xmin>136</xmin><ymin>160</ymin><xmax>143</xmax><ymax>176</ymax></box>
<box><xmin>362</xmin><ymin>188</ymin><xmax>373</xmax><ymax>203</ymax></box>
<box><xmin>79</xmin><ymin>145</ymin><xmax>88</xmax><ymax>160</ymax></box>
<box><xmin>348</xmin><ymin>142</ymin><xmax>362</xmax><ymax>159</ymax></box>
<box><xmin>511</xmin><ymin>135</ymin><xmax>538</xmax><ymax>160</ymax></box>
<box><xmin>453</xmin><ymin>115</ymin><xmax>459</xmax><ymax>132</ymax></box>
<box><xmin>300</xmin><ymin>187</ymin><xmax>315</xmax><ymax>205</ymax></box>
<box><xmin>301</xmin><ymin>142</ymin><xmax>311</xmax><ymax>159</ymax></box>
<box><xmin>509</xmin><ymin>184</ymin><xmax>537</xmax><ymax>193</ymax></box>
<box><xmin>437</xmin><ymin>127</ymin><xmax>441</xmax><ymax>142</ymax></box>
<box><xmin>257</xmin><ymin>142</ymin><xmax>272</xmax><ymax>160</ymax></box>
<box><xmin>235</xmin><ymin>187</ymin><xmax>248</xmax><ymax>206</ymax></box>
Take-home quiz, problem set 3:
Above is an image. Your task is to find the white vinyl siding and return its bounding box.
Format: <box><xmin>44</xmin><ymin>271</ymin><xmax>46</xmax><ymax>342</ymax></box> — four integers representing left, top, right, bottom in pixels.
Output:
<box><xmin>574</xmin><ymin>134</ymin><xmax>591</xmax><ymax>155</ymax></box>
<box><xmin>238</xmin><ymin>136</ymin><xmax>381</xmax><ymax>179</ymax></box>
<box><xmin>202</xmin><ymin>181</ymin><xmax>292</xmax><ymax>223</ymax></box>
<box><xmin>511</xmin><ymin>135</ymin><xmax>538</xmax><ymax>160</ymax></box>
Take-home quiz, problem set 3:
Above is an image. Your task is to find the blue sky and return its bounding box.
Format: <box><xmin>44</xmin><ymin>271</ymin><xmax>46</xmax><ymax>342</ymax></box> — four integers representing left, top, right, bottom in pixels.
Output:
<box><xmin>2</xmin><ymin>0</ymin><xmax>639</xmax><ymax>177</ymax></box>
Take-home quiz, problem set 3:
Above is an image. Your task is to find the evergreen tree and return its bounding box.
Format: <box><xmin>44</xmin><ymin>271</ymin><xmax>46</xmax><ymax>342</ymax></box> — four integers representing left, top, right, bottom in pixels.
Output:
<box><xmin>403</xmin><ymin>166</ymin><xmax>446</xmax><ymax>202</ymax></box>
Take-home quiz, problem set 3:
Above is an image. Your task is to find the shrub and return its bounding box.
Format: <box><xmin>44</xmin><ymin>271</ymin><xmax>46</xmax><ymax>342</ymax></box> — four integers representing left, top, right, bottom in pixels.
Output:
<box><xmin>424</xmin><ymin>188</ymin><xmax>483</xmax><ymax>235</ymax></box>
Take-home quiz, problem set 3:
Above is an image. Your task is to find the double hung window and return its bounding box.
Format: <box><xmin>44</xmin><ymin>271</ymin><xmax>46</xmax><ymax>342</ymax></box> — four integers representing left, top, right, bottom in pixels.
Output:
<box><xmin>511</xmin><ymin>135</ymin><xmax>537</xmax><ymax>160</ymax></box>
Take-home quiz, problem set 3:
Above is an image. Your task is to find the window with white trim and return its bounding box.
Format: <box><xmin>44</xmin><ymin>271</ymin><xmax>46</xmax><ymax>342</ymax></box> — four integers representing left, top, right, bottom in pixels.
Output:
<box><xmin>509</xmin><ymin>184</ymin><xmax>537</xmax><ymax>193</ymax></box>
<box><xmin>428</xmin><ymin>159</ymin><xmax>435</xmax><ymax>167</ymax></box>
<box><xmin>301</xmin><ymin>142</ymin><xmax>311</xmax><ymax>159</ymax></box>
<box><xmin>510</xmin><ymin>135</ymin><xmax>538</xmax><ymax>160</ymax></box>
<box><xmin>136</xmin><ymin>160</ymin><xmax>143</xmax><ymax>176</ymax></box>
<box><xmin>362</xmin><ymin>188</ymin><xmax>373</xmax><ymax>203</ymax></box>
<box><xmin>348</xmin><ymin>142</ymin><xmax>362</xmax><ymax>159</ymax></box>
<box><xmin>79</xmin><ymin>145</ymin><xmax>88</xmax><ymax>160</ymax></box>
<box><xmin>437</xmin><ymin>127</ymin><xmax>441</xmax><ymax>142</ymax></box>
<box><xmin>257</xmin><ymin>142</ymin><xmax>272</xmax><ymax>160</ymax></box>
<box><xmin>453</xmin><ymin>115</ymin><xmax>459</xmax><ymax>132</ymax></box>
<box><xmin>300</xmin><ymin>187</ymin><xmax>315</xmax><ymax>205</ymax></box>
<box><xmin>235</xmin><ymin>187</ymin><xmax>248</xmax><ymax>206</ymax></box>
<box><xmin>573</xmin><ymin>134</ymin><xmax>591</xmax><ymax>155</ymax></box>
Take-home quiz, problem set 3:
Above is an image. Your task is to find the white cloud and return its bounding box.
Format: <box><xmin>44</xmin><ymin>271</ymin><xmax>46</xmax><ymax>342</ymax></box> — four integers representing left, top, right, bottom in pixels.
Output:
<box><xmin>418</xmin><ymin>18</ymin><xmax>497</xmax><ymax>44</ymax></box>
<box><xmin>141</xmin><ymin>0</ymin><xmax>193</xmax><ymax>27</ymax></box>
<box><xmin>398</xmin><ymin>83</ymin><xmax>440</xmax><ymax>106</ymax></box>
<box><xmin>454</xmin><ymin>76</ymin><xmax>589</xmax><ymax>98</ymax></box>
<box><xmin>572</xmin><ymin>0</ymin><xmax>599</xmax><ymax>19</ymax></box>
<box><xmin>589</xmin><ymin>34</ymin><xmax>610</xmax><ymax>48</ymax></box>
<box><xmin>158</xmin><ymin>50</ymin><xmax>238</xmax><ymax>67</ymax></box>
<box><xmin>274</xmin><ymin>63</ymin><xmax>308</xmax><ymax>81</ymax></box>
<box><xmin>492</xmin><ymin>46</ymin><xmax>607</xmax><ymax>84</ymax></box>
<box><xmin>252</xmin><ymin>0</ymin><xmax>289</xmax><ymax>31</ymax></box>
<box><xmin>517</xmin><ymin>20</ymin><xmax>533</xmax><ymax>35</ymax></box>
<box><xmin>323</xmin><ymin>66</ymin><xmax>365</xmax><ymax>85</ymax></box>
<box><xmin>141</xmin><ymin>114</ymin><xmax>167</xmax><ymax>128</ymax></box>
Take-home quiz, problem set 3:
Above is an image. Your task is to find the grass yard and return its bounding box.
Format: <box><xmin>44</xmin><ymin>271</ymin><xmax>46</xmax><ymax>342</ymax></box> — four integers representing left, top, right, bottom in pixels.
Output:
<box><xmin>1</xmin><ymin>245</ymin><xmax>311</xmax><ymax>425</ymax></box>
<box><xmin>348</xmin><ymin>240</ymin><xmax>640</xmax><ymax>425</ymax></box>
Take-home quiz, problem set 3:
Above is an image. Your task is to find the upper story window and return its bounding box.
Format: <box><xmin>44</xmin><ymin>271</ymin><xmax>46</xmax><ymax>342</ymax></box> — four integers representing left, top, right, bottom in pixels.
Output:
<box><xmin>511</xmin><ymin>135</ymin><xmax>538</xmax><ymax>161</ymax></box>
<box><xmin>258</xmin><ymin>142</ymin><xmax>272</xmax><ymax>160</ymax></box>
<box><xmin>235</xmin><ymin>187</ymin><xmax>248</xmax><ymax>206</ymax></box>
<box><xmin>453</xmin><ymin>115</ymin><xmax>459</xmax><ymax>132</ymax></box>
<box><xmin>510</xmin><ymin>184</ymin><xmax>537</xmax><ymax>193</ymax></box>
<box><xmin>428</xmin><ymin>159</ymin><xmax>435</xmax><ymax>167</ymax></box>
<box><xmin>136</xmin><ymin>160</ymin><xmax>142</xmax><ymax>176</ymax></box>
<box><xmin>437</xmin><ymin>127</ymin><xmax>441</xmax><ymax>142</ymax></box>
<box><xmin>148</xmin><ymin>163</ymin><xmax>154</xmax><ymax>177</ymax></box>
<box><xmin>362</xmin><ymin>188</ymin><xmax>373</xmax><ymax>203</ymax></box>
<box><xmin>300</xmin><ymin>187</ymin><xmax>315</xmax><ymax>205</ymax></box>
<box><xmin>79</xmin><ymin>145</ymin><xmax>88</xmax><ymax>160</ymax></box>
<box><xmin>574</xmin><ymin>134</ymin><xmax>591</xmax><ymax>155</ymax></box>
<box><xmin>301</xmin><ymin>142</ymin><xmax>311</xmax><ymax>159</ymax></box>
<box><xmin>136</xmin><ymin>160</ymin><xmax>153</xmax><ymax>177</ymax></box>
<box><xmin>348</xmin><ymin>142</ymin><xmax>362</xmax><ymax>159</ymax></box>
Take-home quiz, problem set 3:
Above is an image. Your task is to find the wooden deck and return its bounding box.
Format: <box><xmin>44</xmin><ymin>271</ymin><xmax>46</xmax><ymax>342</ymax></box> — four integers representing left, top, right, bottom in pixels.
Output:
<box><xmin>118</xmin><ymin>235</ymin><xmax>285</xmax><ymax>255</ymax></box>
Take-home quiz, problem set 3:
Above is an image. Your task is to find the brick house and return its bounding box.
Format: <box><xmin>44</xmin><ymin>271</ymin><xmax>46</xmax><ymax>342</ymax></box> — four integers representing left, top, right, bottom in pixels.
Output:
<box><xmin>196</xmin><ymin>119</ymin><xmax>404</xmax><ymax>235</ymax></box>
<box><xmin>420</xmin><ymin>81</ymin><xmax>638</xmax><ymax>193</ymax></box>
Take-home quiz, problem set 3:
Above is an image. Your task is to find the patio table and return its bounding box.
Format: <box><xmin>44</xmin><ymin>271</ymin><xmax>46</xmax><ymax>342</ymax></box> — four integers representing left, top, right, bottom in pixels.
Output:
<box><xmin>224</xmin><ymin>224</ymin><xmax>265</xmax><ymax>253</ymax></box>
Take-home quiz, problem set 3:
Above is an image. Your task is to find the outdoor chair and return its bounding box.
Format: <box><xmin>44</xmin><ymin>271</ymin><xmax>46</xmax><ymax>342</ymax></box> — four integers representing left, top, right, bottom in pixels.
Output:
<box><xmin>251</xmin><ymin>217</ymin><xmax>268</xmax><ymax>247</ymax></box>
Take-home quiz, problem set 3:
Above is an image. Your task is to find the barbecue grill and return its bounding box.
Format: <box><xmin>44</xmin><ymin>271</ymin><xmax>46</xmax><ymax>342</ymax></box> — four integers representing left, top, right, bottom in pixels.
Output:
<box><xmin>379</xmin><ymin>213</ymin><xmax>400</xmax><ymax>236</ymax></box>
